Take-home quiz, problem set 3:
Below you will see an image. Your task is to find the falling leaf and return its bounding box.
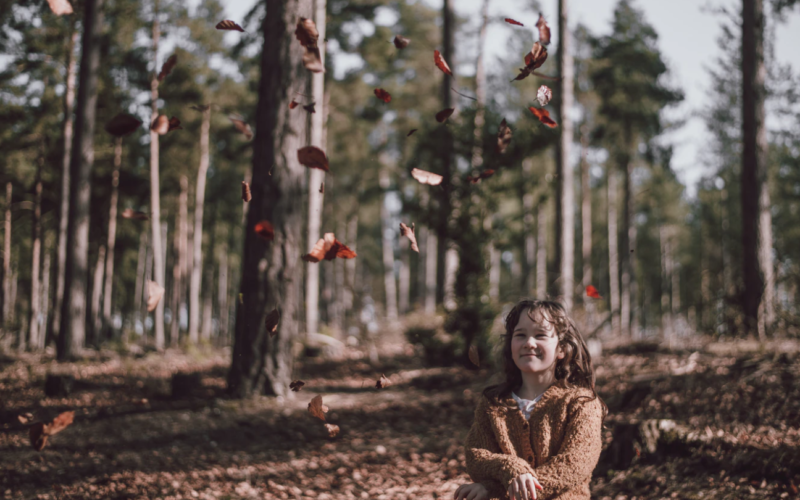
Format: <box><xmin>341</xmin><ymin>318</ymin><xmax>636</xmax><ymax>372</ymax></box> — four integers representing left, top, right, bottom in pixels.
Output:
<box><xmin>289</xmin><ymin>100</ymin><xmax>300</xmax><ymax>109</ymax></box>
<box><xmin>254</xmin><ymin>221</ymin><xmax>275</xmax><ymax>241</ymax></box>
<box><xmin>536</xmin><ymin>13</ymin><xmax>551</xmax><ymax>45</ymax></box>
<box><xmin>514</xmin><ymin>42</ymin><xmax>548</xmax><ymax>81</ymax></box>
<box><xmin>241</xmin><ymin>181</ymin><xmax>252</xmax><ymax>202</ymax></box>
<box><xmin>303</xmin><ymin>233</ymin><xmax>357</xmax><ymax>263</ymax></box>
<box><xmin>528</xmin><ymin>106</ymin><xmax>558</xmax><ymax>128</ymax></box>
<box><xmin>496</xmin><ymin>119</ymin><xmax>512</xmax><ymax>154</ymax></box>
<box><xmin>374</xmin><ymin>88</ymin><xmax>391</xmax><ymax>103</ymax></box>
<box><xmin>434</xmin><ymin>50</ymin><xmax>453</xmax><ymax>76</ymax></box>
<box><xmin>586</xmin><ymin>285</ymin><xmax>602</xmax><ymax>299</ymax></box>
<box><xmin>290</xmin><ymin>380</ymin><xmax>305</xmax><ymax>392</ymax></box>
<box><xmin>229</xmin><ymin>115</ymin><xmax>253</xmax><ymax>140</ymax></box>
<box><xmin>298</xmin><ymin>146</ymin><xmax>329</xmax><ymax>172</ymax></box>
<box><xmin>303</xmin><ymin>102</ymin><xmax>316</xmax><ymax>114</ymax></box>
<box><xmin>537</xmin><ymin>85</ymin><xmax>553</xmax><ymax>106</ymax></box>
<box><xmin>319</xmin><ymin>183</ymin><xmax>324</xmax><ymax>194</ymax></box>
<box><xmin>324</xmin><ymin>423</ymin><xmax>340</xmax><ymax>437</ymax></box>
<box><xmin>410</xmin><ymin>168</ymin><xmax>443</xmax><ymax>186</ymax></box>
<box><xmin>104</xmin><ymin>113</ymin><xmax>142</xmax><ymax>137</ymax></box>
<box><xmin>436</xmin><ymin>108</ymin><xmax>455</xmax><ymax>123</ymax></box>
<box><xmin>468</xmin><ymin>345</ymin><xmax>480</xmax><ymax>367</ymax></box>
<box><xmin>295</xmin><ymin>18</ymin><xmax>324</xmax><ymax>73</ymax></box>
<box><xmin>121</xmin><ymin>208</ymin><xmax>149</xmax><ymax>221</ymax></box>
<box><xmin>504</xmin><ymin>18</ymin><xmax>524</xmax><ymax>26</ymax></box>
<box><xmin>399</xmin><ymin>222</ymin><xmax>419</xmax><ymax>253</ymax></box>
<box><xmin>150</xmin><ymin>115</ymin><xmax>181</xmax><ymax>135</ymax></box>
<box><xmin>308</xmin><ymin>395</ymin><xmax>328</xmax><ymax>421</ymax></box>
<box><xmin>215</xmin><ymin>20</ymin><xmax>244</xmax><ymax>32</ymax></box>
<box><xmin>302</xmin><ymin>48</ymin><xmax>324</xmax><ymax>73</ymax></box>
<box><xmin>265</xmin><ymin>309</ymin><xmax>280</xmax><ymax>336</ymax></box>
<box><xmin>157</xmin><ymin>54</ymin><xmax>177</xmax><ymax>82</ymax></box>
<box><xmin>47</xmin><ymin>0</ymin><xmax>73</xmax><ymax>15</ymax></box>
<box><xmin>167</xmin><ymin>117</ymin><xmax>182</xmax><ymax>131</ymax></box>
<box><xmin>407</xmin><ymin>129</ymin><xmax>418</xmax><ymax>137</ymax></box>
<box><xmin>393</xmin><ymin>35</ymin><xmax>410</xmax><ymax>49</ymax></box>
<box><xmin>467</xmin><ymin>170</ymin><xmax>496</xmax><ymax>184</ymax></box>
<box><xmin>376</xmin><ymin>374</ymin><xmax>392</xmax><ymax>389</ymax></box>
<box><xmin>146</xmin><ymin>281</ymin><xmax>165</xmax><ymax>312</ymax></box>
<box><xmin>29</xmin><ymin>411</ymin><xmax>74</xmax><ymax>451</ymax></box>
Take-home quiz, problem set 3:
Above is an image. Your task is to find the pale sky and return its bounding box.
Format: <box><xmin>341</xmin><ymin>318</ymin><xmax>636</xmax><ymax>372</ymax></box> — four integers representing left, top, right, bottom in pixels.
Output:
<box><xmin>217</xmin><ymin>0</ymin><xmax>800</xmax><ymax>196</ymax></box>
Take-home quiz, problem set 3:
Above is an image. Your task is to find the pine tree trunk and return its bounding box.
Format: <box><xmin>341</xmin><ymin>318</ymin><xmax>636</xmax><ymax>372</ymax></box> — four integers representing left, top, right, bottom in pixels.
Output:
<box><xmin>742</xmin><ymin>0</ymin><xmax>774</xmax><ymax>338</ymax></box>
<box><xmin>50</xmin><ymin>25</ymin><xmax>78</xmax><ymax>348</ymax></box>
<box><xmin>28</xmin><ymin>155</ymin><xmax>44</xmax><ymax>350</ymax></box>
<box><xmin>422</xmin><ymin>190</ymin><xmax>437</xmax><ymax>314</ymax></box>
<box><xmin>102</xmin><ymin>137</ymin><xmax>121</xmax><ymax>339</ymax></box>
<box><xmin>2</xmin><ymin>183</ymin><xmax>11</xmax><ymax>332</ymax></box>
<box><xmin>217</xmin><ymin>232</ymin><xmax>229</xmax><ymax>345</ymax></box>
<box><xmin>608</xmin><ymin>168</ymin><xmax>620</xmax><ymax>334</ymax></box>
<box><xmin>57</xmin><ymin>0</ymin><xmax>105</xmax><ymax>360</ymax></box>
<box><xmin>344</xmin><ymin>213</ymin><xmax>358</xmax><ymax>317</ymax></box>
<box><xmin>557</xmin><ymin>0</ymin><xmax>575</xmax><ymax>311</ymax></box>
<box><xmin>660</xmin><ymin>225</ymin><xmax>672</xmax><ymax>341</ymax></box>
<box><xmin>39</xmin><ymin>245</ymin><xmax>51</xmax><ymax>350</ymax></box>
<box><xmin>170</xmin><ymin>175</ymin><xmax>188</xmax><ymax>346</ymax></box>
<box><xmin>89</xmin><ymin>245</ymin><xmax>106</xmax><ymax>347</ymax></box>
<box><xmin>201</xmin><ymin>220</ymin><xmax>215</xmax><ymax>342</ymax></box>
<box><xmin>189</xmin><ymin>107</ymin><xmax>210</xmax><ymax>343</ymax></box>
<box><xmin>537</xmin><ymin>201</ymin><xmax>547</xmax><ymax>300</ymax></box>
<box><xmin>580</xmin><ymin>123</ymin><xmax>592</xmax><ymax>292</ymax></box>
<box><xmin>619</xmin><ymin>151</ymin><xmax>633</xmax><ymax>338</ymax></box>
<box><xmin>436</xmin><ymin>0</ymin><xmax>454</xmax><ymax>305</ymax></box>
<box><xmin>334</xmin><ymin>218</ymin><xmax>346</xmax><ymax>333</ymax></box>
<box><xmin>522</xmin><ymin>159</ymin><xmax>536</xmax><ymax>296</ymax></box>
<box><xmin>227</xmin><ymin>0</ymin><xmax>310</xmax><ymax>398</ymax></box>
<box><xmin>398</xmin><ymin>232</ymin><xmax>410</xmax><ymax>315</ymax></box>
<box><xmin>149</xmin><ymin>0</ymin><xmax>165</xmax><ymax>351</ymax></box>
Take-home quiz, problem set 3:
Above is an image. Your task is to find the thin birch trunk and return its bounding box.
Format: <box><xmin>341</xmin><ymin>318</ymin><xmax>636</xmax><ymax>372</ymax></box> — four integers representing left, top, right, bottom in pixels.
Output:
<box><xmin>149</xmin><ymin>0</ymin><xmax>165</xmax><ymax>351</ymax></box>
<box><xmin>334</xmin><ymin>218</ymin><xmax>346</xmax><ymax>333</ymax></box>
<box><xmin>436</xmin><ymin>0</ymin><xmax>454</xmax><ymax>305</ymax></box>
<box><xmin>39</xmin><ymin>246</ymin><xmax>51</xmax><ymax>350</ymax></box>
<box><xmin>3</xmin><ymin>183</ymin><xmax>11</xmax><ymax>332</ymax></box>
<box><xmin>660</xmin><ymin>225</ymin><xmax>672</xmax><ymax>341</ymax></box>
<box><xmin>488</xmin><ymin>218</ymin><xmax>500</xmax><ymax>300</ymax></box>
<box><xmin>557</xmin><ymin>0</ymin><xmax>575</xmax><ymax>311</ymax></box>
<box><xmin>536</xmin><ymin>200</ymin><xmax>547</xmax><ymax>300</ymax></box>
<box><xmin>398</xmin><ymin>232</ymin><xmax>410</xmax><ymax>315</ymax></box>
<box><xmin>218</xmin><ymin>235</ymin><xmax>228</xmax><ymax>344</ymax></box>
<box><xmin>170</xmin><ymin>175</ymin><xmax>188</xmax><ymax>345</ymax></box>
<box><xmin>89</xmin><ymin>245</ymin><xmax>105</xmax><ymax>347</ymax></box>
<box><xmin>28</xmin><ymin>154</ymin><xmax>44</xmax><ymax>351</ymax></box>
<box><xmin>201</xmin><ymin>223</ymin><xmax>214</xmax><ymax>342</ymax></box>
<box><xmin>189</xmin><ymin>107</ymin><xmax>210</xmax><ymax>343</ymax></box>
<box><xmin>522</xmin><ymin>159</ymin><xmax>535</xmax><ymax>296</ymax></box>
<box><xmin>580</xmin><ymin>123</ymin><xmax>592</xmax><ymax>291</ymax></box>
<box><xmin>133</xmin><ymin>231</ymin><xmax>147</xmax><ymax>334</ymax></box>
<box><xmin>423</xmin><ymin>190</ymin><xmax>437</xmax><ymax>314</ymax></box>
<box><xmin>344</xmin><ymin>213</ymin><xmax>358</xmax><ymax>316</ymax></box>
<box><xmin>380</xmin><ymin>183</ymin><xmax>398</xmax><ymax>320</ymax></box>
<box><xmin>102</xmin><ymin>137</ymin><xmax>121</xmax><ymax>339</ymax></box>
<box><xmin>608</xmin><ymin>168</ymin><xmax>620</xmax><ymax>335</ymax></box>
<box><xmin>619</xmin><ymin>150</ymin><xmax>634</xmax><ymax>338</ymax></box>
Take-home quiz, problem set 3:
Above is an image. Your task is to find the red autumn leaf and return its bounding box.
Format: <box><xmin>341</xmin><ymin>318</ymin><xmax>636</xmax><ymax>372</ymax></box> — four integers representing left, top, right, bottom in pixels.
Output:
<box><xmin>434</xmin><ymin>50</ymin><xmax>453</xmax><ymax>76</ymax></box>
<box><xmin>157</xmin><ymin>54</ymin><xmax>177</xmax><ymax>82</ymax></box>
<box><xmin>265</xmin><ymin>308</ymin><xmax>280</xmax><ymax>336</ymax></box>
<box><xmin>376</xmin><ymin>374</ymin><xmax>391</xmax><ymax>389</ymax></box>
<box><xmin>528</xmin><ymin>106</ymin><xmax>558</xmax><ymax>128</ymax></box>
<box><xmin>504</xmin><ymin>18</ymin><xmax>524</xmax><ymax>26</ymax></box>
<box><xmin>254</xmin><ymin>221</ymin><xmax>275</xmax><ymax>241</ymax></box>
<box><xmin>146</xmin><ymin>280</ymin><xmax>165</xmax><ymax>312</ymax></box>
<box><xmin>468</xmin><ymin>345</ymin><xmax>480</xmax><ymax>367</ymax></box>
<box><xmin>104</xmin><ymin>113</ymin><xmax>142</xmax><ymax>137</ymax></box>
<box><xmin>537</xmin><ymin>85</ymin><xmax>553</xmax><ymax>106</ymax></box>
<box><xmin>407</xmin><ymin>129</ymin><xmax>418</xmax><ymax>137</ymax></box>
<box><xmin>514</xmin><ymin>42</ymin><xmax>548</xmax><ymax>81</ymax></box>
<box><xmin>303</xmin><ymin>233</ymin><xmax>357</xmax><ymax>263</ymax></box>
<box><xmin>30</xmin><ymin>411</ymin><xmax>75</xmax><ymax>451</ymax></box>
<box><xmin>374</xmin><ymin>88</ymin><xmax>391</xmax><ymax>103</ymax></box>
<box><xmin>303</xmin><ymin>102</ymin><xmax>316</xmax><ymax>114</ymax></box>
<box><xmin>47</xmin><ymin>0</ymin><xmax>73</xmax><ymax>15</ymax></box>
<box><xmin>324</xmin><ymin>423</ymin><xmax>340</xmax><ymax>437</ymax></box>
<box><xmin>229</xmin><ymin>115</ymin><xmax>253</xmax><ymax>140</ymax></box>
<box><xmin>290</xmin><ymin>380</ymin><xmax>305</xmax><ymax>392</ymax></box>
<box><xmin>307</xmin><ymin>395</ymin><xmax>328</xmax><ymax>421</ymax></box>
<box><xmin>215</xmin><ymin>20</ymin><xmax>244</xmax><ymax>32</ymax></box>
<box><xmin>399</xmin><ymin>222</ymin><xmax>419</xmax><ymax>253</ymax></box>
<box><xmin>289</xmin><ymin>100</ymin><xmax>300</xmax><ymax>109</ymax></box>
<box><xmin>297</xmin><ymin>146</ymin><xmax>329</xmax><ymax>172</ymax></box>
<box><xmin>496</xmin><ymin>118</ymin><xmax>512</xmax><ymax>153</ymax></box>
<box><xmin>436</xmin><ymin>108</ymin><xmax>455</xmax><ymax>123</ymax></box>
<box><xmin>241</xmin><ymin>181</ymin><xmax>252</xmax><ymax>202</ymax></box>
<box><xmin>393</xmin><ymin>35</ymin><xmax>410</xmax><ymax>49</ymax></box>
<box><xmin>168</xmin><ymin>116</ymin><xmax>182</xmax><ymax>131</ymax></box>
<box><xmin>121</xmin><ymin>208</ymin><xmax>149</xmax><ymax>220</ymax></box>
<box><xmin>536</xmin><ymin>13</ymin><xmax>551</xmax><ymax>45</ymax></box>
<box><xmin>410</xmin><ymin>168</ymin><xmax>443</xmax><ymax>186</ymax></box>
<box><xmin>586</xmin><ymin>285</ymin><xmax>602</xmax><ymax>299</ymax></box>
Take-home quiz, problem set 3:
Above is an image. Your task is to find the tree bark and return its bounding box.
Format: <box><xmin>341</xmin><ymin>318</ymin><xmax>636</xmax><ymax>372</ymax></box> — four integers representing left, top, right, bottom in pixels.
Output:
<box><xmin>380</xmin><ymin>177</ymin><xmax>398</xmax><ymax>320</ymax></box>
<box><xmin>557</xmin><ymin>0</ymin><xmax>575</xmax><ymax>311</ymax></box>
<box><xmin>170</xmin><ymin>175</ymin><xmax>188</xmax><ymax>346</ymax></box>
<box><xmin>149</xmin><ymin>0</ymin><xmax>165</xmax><ymax>351</ymax></box>
<box><xmin>89</xmin><ymin>245</ymin><xmax>105</xmax><ymax>347</ymax></box>
<box><xmin>619</xmin><ymin>150</ymin><xmax>634</xmax><ymax>338</ymax></box>
<box><xmin>217</xmin><ymin>232</ymin><xmax>228</xmax><ymax>344</ymax></box>
<box><xmin>57</xmin><ymin>0</ymin><xmax>105</xmax><ymax>360</ymax></box>
<box><xmin>580</xmin><ymin>123</ymin><xmax>592</xmax><ymax>293</ymax></box>
<box><xmin>227</xmin><ymin>0</ymin><xmax>310</xmax><ymax>398</ymax></box>
<box><xmin>28</xmin><ymin>154</ymin><xmax>44</xmax><ymax>350</ymax></box>
<box><xmin>201</xmin><ymin>220</ymin><xmax>215</xmax><ymax>342</ymax></box>
<box><xmin>660</xmin><ymin>225</ymin><xmax>672</xmax><ymax>341</ymax></box>
<box><xmin>50</xmin><ymin>25</ymin><xmax>78</xmax><ymax>348</ymax></box>
<box><xmin>741</xmin><ymin>0</ymin><xmax>774</xmax><ymax>338</ymax></box>
<box><xmin>436</xmin><ymin>0</ymin><xmax>454</xmax><ymax>305</ymax></box>
<box><xmin>39</xmin><ymin>245</ymin><xmax>51</xmax><ymax>350</ymax></box>
<box><xmin>189</xmin><ymin>107</ymin><xmax>210</xmax><ymax>343</ymax></box>
<box><xmin>2</xmin><ymin>183</ymin><xmax>11</xmax><ymax>332</ymax></box>
<box><xmin>102</xmin><ymin>137</ymin><xmax>121</xmax><ymax>339</ymax></box>
<box><xmin>522</xmin><ymin>159</ymin><xmax>536</xmax><ymax>296</ymax></box>
<box><xmin>608</xmin><ymin>168</ymin><xmax>620</xmax><ymax>334</ymax></box>
<box><xmin>537</xmin><ymin>200</ymin><xmax>547</xmax><ymax>300</ymax></box>
<box><xmin>343</xmin><ymin>213</ymin><xmax>358</xmax><ymax>319</ymax></box>
<box><xmin>133</xmin><ymin>230</ymin><xmax>147</xmax><ymax>333</ymax></box>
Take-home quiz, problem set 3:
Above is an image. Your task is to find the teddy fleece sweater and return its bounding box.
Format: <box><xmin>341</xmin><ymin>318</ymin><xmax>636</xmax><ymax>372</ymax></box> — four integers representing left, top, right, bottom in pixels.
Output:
<box><xmin>464</xmin><ymin>383</ymin><xmax>604</xmax><ymax>500</ymax></box>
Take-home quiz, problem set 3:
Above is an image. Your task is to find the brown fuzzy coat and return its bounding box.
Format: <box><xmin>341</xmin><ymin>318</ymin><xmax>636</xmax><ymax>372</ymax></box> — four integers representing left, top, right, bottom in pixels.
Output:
<box><xmin>463</xmin><ymin>383</ymin><xmax>604</xmax><ymax>500</ymax></box>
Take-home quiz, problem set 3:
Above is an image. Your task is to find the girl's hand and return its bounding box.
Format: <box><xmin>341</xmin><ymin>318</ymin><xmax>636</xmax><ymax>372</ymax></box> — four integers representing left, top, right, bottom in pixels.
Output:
<box><xmin>507</xmin><ymin>473</ymin><xmax>543</xmax><ymax>500</ymax></box>
<box><xmin>454</xmin><ymin>482</ymin><xmax>489</xmax><ymax>500</ymax></box>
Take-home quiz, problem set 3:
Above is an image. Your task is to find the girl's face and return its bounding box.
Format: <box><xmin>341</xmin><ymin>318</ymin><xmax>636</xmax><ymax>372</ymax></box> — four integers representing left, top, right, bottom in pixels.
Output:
<box><xmin>510</xmin><ymin>309</ymin><xmax>564</xmax><ymax>375</ymax></box>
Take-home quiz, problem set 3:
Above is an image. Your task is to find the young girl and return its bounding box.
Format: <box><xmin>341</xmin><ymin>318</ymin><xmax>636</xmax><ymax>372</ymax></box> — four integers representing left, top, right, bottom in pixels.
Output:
<box><xmin>454</xmin><ymin>299</ymin><xmax>607</xmax><ymax>500</ymax></box>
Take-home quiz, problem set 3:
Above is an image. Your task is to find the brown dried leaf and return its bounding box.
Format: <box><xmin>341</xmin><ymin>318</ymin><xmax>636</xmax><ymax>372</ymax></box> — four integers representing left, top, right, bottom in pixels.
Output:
<box><xmin>303</xmin><ymin>233</ymin><xmax>357</xmax><ymax>263</ymax></box>
<box><xmin>468</xmin><ymin>345</ymin><xmax>480</xmax><ymax>367</ymax></box>
<box><xmin>434</xmin><ymin>50</ymin><xmax>453</xmax><ymax>76</ymax></box>
<box><xmin>436</xmin><ymin>108</ymin><xmax>455</xmax><ymax>123</ymax></box>
<box><xmin>410</xmin><ymin>168</ymin><xmax>443</xmax><ymax>186</ymax></box>
<box><xmin>496</xmin><ymin>118</ymin><xmax>512</xmax><ymax>154</ymax></box>
<box><xmin>290</xmin><ymin>380</ymin><xmax>305</xmax><ymax>392</ymax></box>
<box><xmin>537</xmin><ymin>85</ymin><xmax>553</xmax><ymax>106</ymax></box>
<box><xmin>536</xmin><ymin>13</ymin><xmax>551</xmax><ymax>45</ymax></box>
<box><xmin>241</xmin><ymin>181</ymin><xmax>252</xmax><ymax>202</ymax></box>
<box><xmin>529</xmin><ymin>106</ymin><xmax>558</xmax><ymax>128</ymax></box>
<box><xmin>374</xmin><ymin>88</ymin><xmax>391</xmax><ymax>103</ymax></box>
<box><xmin>393</xmin><ymin>35</ymin><xmax>410</xmax><ymax>49</ymax></box>
<box><xmin>157</xmin><ymin>54</ymin><xmax>177</xmax><ymax>82</ymax></box>
<box><xmin>297</xmin><ymin>146</ymin><xmax>329</xmax><ymax>172</ymax></box>
<box><xmin>308</xmin><ymin>395</ymin><xmax>327</xmax><ymax>421</ymax></box>
<box><xmin>146</xmin><ymin>281</ymin><xmax>165</xmax><ymax>312</ymax></box>
<box><xmin>30</xmin><ymin>411</ymin><xmax>75</xmax><ymax>451</ymax></box>
<box><xmin>104</xmin><ymin>113</ymin><xmax>142</xmax><ymax>137</ymax></box>
<box><xmin>47</xmin><ymin>0</ymin><xmax>73</xmax><ymax>15</ymax></box>
<box><xmin>229</xmin><ymin>115</ymin><xmax>253</xmax><ymax>140</ymax></box>
<box><xmin>399</xmin><ymin>222</ymin><xmax>419</xmax><ymax>253</ymax></box>
<box><xmin>324</xmin><ymin>423</ymin><xmax>340</xmax><ymax>437</ymax></box>
<box><xmin>514</xmin><ymin>42</ymin><xmax>548</xmax><ymax>81</ymax></box>
<box><xmin>295</xmin><ymin>18</ymin><xmax>319</xmax><ymax>48</ymax></box>
<box><xmin>121</xmin><ymin>208</ymin><xmax>149</xmax><ymax>221</ymax></box>
<box><xmin>265</xmin><ymin>309</ymin><xmax>280</xmax><ymax>337</ymax></box>
<box><xmin>303</xmin><ymin>102</ymin><xmax>316</xmax><ymax>114</ymax></box>
<box><xmin>375</xmin><ymin>374</ymin><xmax>391</xmax><ymax>389</ymax></box>
<box><xmin>289</xmin><ymin>100</ymin><xmax>300</xmax><ymax>109</ymax></box>
<box><xmin>150</xmin><ymin>115</ymin><xmax>181</xmax><ymax>135</ymax></box>
<box><xmin>505</xmin><ymin>18</ymin><xmax>524</xmax><ymax>26</ymax></box>
<box><xmin>215</xmin><ymin>20</ymin><xmax>244</xmax><ymax>32</ymax></box>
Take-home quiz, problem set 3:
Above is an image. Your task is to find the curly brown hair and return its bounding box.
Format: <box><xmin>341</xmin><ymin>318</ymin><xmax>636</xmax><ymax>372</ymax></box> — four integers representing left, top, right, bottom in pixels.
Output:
<box><xmin>483</xmin><ymin>299</ymin><xmax>607</xmax><ymax>418</ymax></box>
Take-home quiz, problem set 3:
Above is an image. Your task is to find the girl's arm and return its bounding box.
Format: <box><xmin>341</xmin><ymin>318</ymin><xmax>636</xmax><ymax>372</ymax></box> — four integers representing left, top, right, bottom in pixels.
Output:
<box><xmin>530</xmin><ymin>395</ymin><xmax>604</xmax><ymax>499</ymax></box>
<box><xmin>464</xmin><ymin>399</ymin><xmax>536</xmax><ymax>495</ymax></box>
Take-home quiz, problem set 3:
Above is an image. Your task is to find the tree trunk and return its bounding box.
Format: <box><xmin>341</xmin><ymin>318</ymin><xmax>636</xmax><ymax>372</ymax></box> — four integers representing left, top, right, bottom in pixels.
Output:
<box><xmin>608</xmin><ymin>168</ymin><xmax>620</xmax><ymax>334</ymax></box>
<box><xmin>422</xmin><ymin>190</ymin><xmax>437</xmax><ymax>314</ymax></box>
<box><xmin>189</xmin><ymin>107</ymin><xmax>210</xmax><ymax>344</ymax></box>
<box><xmin>102</xmin><ymin>137</ymin><xmax>121</xmax><ymax>340</ymax></box>
<box><xmin>522</xmin><ymin>159</ymin><xmax>536</xmax><ymax>296</ymax></box>
<box><xmin>436</xmin><ymin>0</ymin><xmax>454</xmax><ymax>305</ymax></box>
<box><xmin>39</xmin><ymin>244</ymin><xmax>51</xmax><ymax>350</ymax></box>
<box><xmin>50</xmin><ymin>25</ymin><xmax>78</xmax><ymax>349</ymax></box>
<box><xmin>133</xmin><ymin>230</ymin><xmax>147</xmax><ymax>333</ymax></box>
<box><xmin>488</xmin><ymin>219</ymin><xmax>500</xmax><ymax>300</ymax></box>
<box><xmin>201</xmin><ymin>219</ymin><xmax>215</xmax><ymax>342</ymax></box>
<box><xmin>28</xmin><ymin>155</ymin><xmax>44</xmax><ymax>350</ymax></box>
<box><xmin>333</xmin><ymin>217</ymin><xmax>346</xmax><ymax>333</ymax></box>
<box><xmin>227</xmin><ymin>0</ymin><xmax>310</xmax><ymax>398</ymax></box>
<box><xmin>149</xmin><ymin>0</ymin><xmax>165</xmax><ymax>351</ymax></box>
<box><xmin>2</xmin><ymin>183</ymin><xmax>11</xmax><ymax>332</ymax></box>
<box><xmin>580</xmin><ymin>123</ymin><xmax>592</xmax><ymax>293</ymax></box>
<box><xmin>557</xmin><ymin>0</ymin><xmax>575</xmax><ymax>311</ymax></box>
<box><xmin>619</xmin><ymin>151</ymin><xmax>634</xmax><ymax>338</ymax></box>
<box><xmin>170</xmin><ymin>175</ymin><xmax>188</xmax><ymax>346</ymax></box>
<box><xmin>660</xmin><ymin>225</ymin><xmax>672</xmax><ymax>342</ymax></box>
<box><xmin>217</xmin><ymin>230</ymin><xmax>229</xmax><ymax>345</ymax></box>
<box><xmin>89</xmin><ymin>245</ymin><xmax>105</xmax><ymax>347</ymax></box>
<box><xmin>57</xmin><ymin>0</ymin><xmax>104</xmax><ymax>361</ymax></box>
<box><xmin>398</xmin><ymin>231</ymin><xmax>410</xmax><ymax>315</ymax></box>
<box><xmin>380</xmin><ymin>180</ymin><xmax>398</xmax><ymax>321</ymax></box>
<box><xmin>741</xmin><ymin>0</ymin><xmax>774</xmax><ymax>338</ymax></box>
<box><xmin>537</xmin><ymin>200</ymin><xmax>547</xmax><ymax>300</ymax></box>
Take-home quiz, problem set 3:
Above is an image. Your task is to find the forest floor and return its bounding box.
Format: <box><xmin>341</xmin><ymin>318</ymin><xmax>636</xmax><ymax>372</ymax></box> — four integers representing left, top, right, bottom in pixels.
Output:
<box><xmin>1</xmin><ymin>330</ymin><xmax>800</xmax><ymax>500</ymax></box>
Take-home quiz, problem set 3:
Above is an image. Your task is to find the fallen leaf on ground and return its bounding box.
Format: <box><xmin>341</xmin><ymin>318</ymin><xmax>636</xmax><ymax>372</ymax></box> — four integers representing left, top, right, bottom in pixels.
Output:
<box><xmin>324</xmin><ymin>424</ymin><xmax>339</xmax><ymax>437</ymax></box>
<box><xmin>47</xmin><ymin>0</ymin><xmax>73</xmax><ymax>15</ymax></box>
<box><xmin>434</xmin><ymin>50</ymin><xmax>453</xmax><ymax>76</ymax></box>
<box><xmin>468</xmin><ymin>345</ymin><xmax>480</xmax><ymax>367</ymax></box>
<box><xmin>29</xmin><ymin>411</ymin><xmax>74</xmax><ymax>451</ymax></box>
<box><xmin>376</xmin><ymin>374</ymin><xmax>391</xmax><ymax>389</ymax></box>
<box><xmin>536</xmin><ymin>13</ymin><xmax>551</xmax><ymax>45</ymax></box>
<box><xmin>121</xmin><ymin>209</ymin><xmax>149</xmax><ymax>220</ymax></box>
<box><xmin>514</xmin><ymin>42</ymin><xmax>548</xmax><ymax>81</ymax></box>
<box><xmin>298</xmin><ymin>146</ymin><xmax>329</xmax><ymax>171</ymax></box>
<box><xmin>399</xmin><ymin>222</ymin><xmax>419</xmax><ymax>252</ymax></box>
<box><xmin>504</xmin><ymin>18</ymin><xmax>524</xmax><ymax>26</ymax></box>
<box><xmin>146</xmin><ymin>281</ymin><xmax>165</xmax><ymax>312</ymax></box>
<box><xmin>105</xmin><ymin>113</ymin><xmax>142</xmax><ymax>137</ymax></box>
<box><xmin>241</xmin><ymin>181</ymin><xmax>252</xmax><ymax>202</ymax></box>
<box><xmin>537</xmin><ymin>85</ymin><xmax>553</xmax><ymax>106</ymax></box>
<box><xmin>308</xmin><ymin>395</ymin><xmax>328</xmax><ymax>421</ymax></box>
<box><xmin>157</xmin><ymin>54</ymin><xmax>177</xmax><ymax>82</ymax></box>
<box><xmin>436</xmin><ymin>108</ymin><xmax>455</xmax><ymax>123</ymax></box>
<box><xmin>393</xmin><ymin>35</ymin><xmax>410</xmax><ymax>49</ymax></box>
<box><xmin>374</xmin><ymin>88</ymin><xmax>391</xmax><ymax>103</ymax></box>
<box><xmin>254</xmin><ymin>221</ymin><xmax>275</xmax><ymax>241</ymax></box>
<box><xmin>586</xmin><ymin>285</ymin><xmax>602</xmax><ymax>299</ymax></box>
<box><xmin>229</xmin><ymin>115</ymin><xmax>253</xmax><ymax>140</ymax></box>
<box><xmin>496</xmin><ymin>119</ymin><xmax>512</xmax><ymax>153</ymax></box>
<box><xmin>410</xmin><ymin>168</ymin><xmax>443</xmax><ymax>186</ymax></box>
<box><xmin>528</xmin><ymin>106</ymin><xmax>557</xmax><ymax>128</ymax></box>
<box><xmin>215</xmin><ymin>20</ymin><xmax>244</xmax><ymax>32</ymax></box>
<box><xmin>265</xmin><ymin>309</ymin><xmax>280</xmax><ymax>336</ymax></box>
<box><xmin>290</xmin><ymin>380</ymin><xmax>305</xmax><ymax>392</ymax></box>
<box><xmin>303</xmin><ymin>233</ymin><xmax>357</xmax><ymax>263</ymax></box>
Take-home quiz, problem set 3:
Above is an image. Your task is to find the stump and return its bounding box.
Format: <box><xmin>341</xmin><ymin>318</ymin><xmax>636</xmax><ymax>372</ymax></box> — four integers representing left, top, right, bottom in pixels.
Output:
<box><xmin>605</xmin><ymin>419</ymin><xmax>685</xmax><ymax>470</ymax></box>
<box><xmin>171</xmin><ymin>372</ymin><xmax>202</xmax><ymax>399</ymax></box>
<box><xmin>45</xmin><ymin>374</ymin><xmax>75</xmax><ymax>397</ymax></box>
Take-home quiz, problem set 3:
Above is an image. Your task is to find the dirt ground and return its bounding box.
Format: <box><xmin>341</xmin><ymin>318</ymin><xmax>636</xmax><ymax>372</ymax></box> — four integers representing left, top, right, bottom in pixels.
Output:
<box><xmin>1</xmin><ymin>333</ymin><xmax>799</xmax><ymax>500</ymax></box>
